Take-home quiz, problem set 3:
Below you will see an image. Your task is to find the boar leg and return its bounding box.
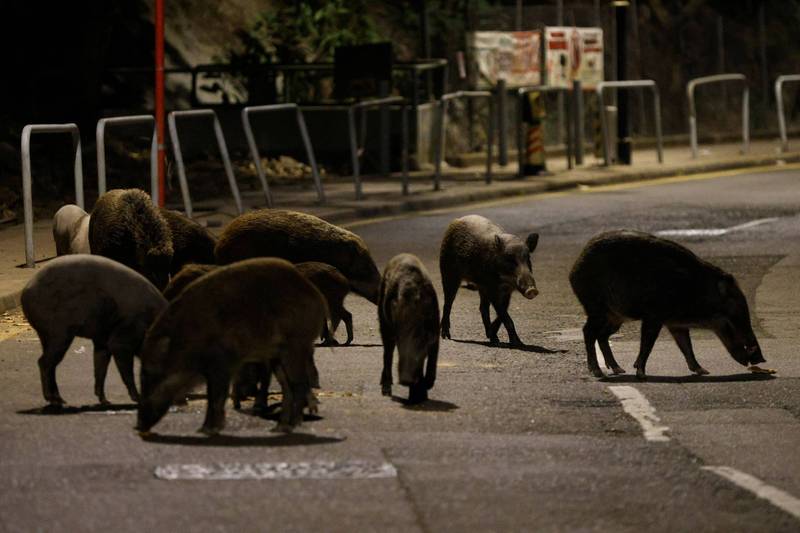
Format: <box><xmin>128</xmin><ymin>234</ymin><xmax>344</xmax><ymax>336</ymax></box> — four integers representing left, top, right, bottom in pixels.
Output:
<box><xmin>342</xmin><ymin>308</ymin><xmax>354</xmax><ymax>345</ymax></box>
<box><xmin>668</xmin><ymin>326</ymin><xmax>709</xmax><ymax>375</ymax></box>
<box><xmin>272</xmin><ymin>363</ymin><xmax>304</xmax><ymax>433</ymax></box>
<box><xmin>633</xmin><ymin>320</ymin><xmax>663</xmax><ymax>380</ymax></box>
<box><xmin>491</xmin><ymin>292</ymin><xmax>523</xmax><ymax>346</ymax></box>
<box><xmin>478</xmin><ymin>289</ymin><xmax>500</xmax><ymax>344</ymax></box>
<box><xmin>38</xmin><ymin>335</ymin><xmax>73</xmax><ymax>405</ymax></box>
<box><xmin>597</xmin><ymin>321</ymin><xmax>625</xmax><ymax>374</ymax></box>
<box><xmin>253</xmin><ymin>362</ymin><xmax>272</xmax><ymax>413</ymax></box>
<box><xmin>92</xmin><ymin>339</ymin><xmax>113</xmax><ymax>404</ymax></box>
<box><xmin>424</xmin><ymin>345</ymin><xmax>438</xmax><ymax>390</ymax></box>
<box><xmin>379</xmin><ymin>316</ymin><xmax>396</xmax><ymax>396</ymax></box>
<box><xmin>111</xmin><ymin>350</ymin><xmax>140</xmax><ymax>402</ymax></box>
<box><xmin>199</xmin><ymin>364</ymin><xmax>232</xmax><ymax>436</ymax></box>
<box><xmin>582</xmin><ymin>317</ymin><xmax>605</xmax><ymax>378</ymax></box>
<box><xmin>320</xmin><ymin>322</ymin><xmax>339</xmax><ymax>346</ymax></box>
<box><xmin>440</xmin><ymin>274</ymin><xmax>460</xmax><ymax>340</ymax></box>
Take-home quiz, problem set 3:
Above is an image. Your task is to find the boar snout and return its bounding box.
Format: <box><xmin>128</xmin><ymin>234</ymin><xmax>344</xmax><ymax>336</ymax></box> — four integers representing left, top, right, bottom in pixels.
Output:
<box><xmin>517</xmin><ymin>274</ymin><xmax>538</xmax><ymax>299</ymax></box>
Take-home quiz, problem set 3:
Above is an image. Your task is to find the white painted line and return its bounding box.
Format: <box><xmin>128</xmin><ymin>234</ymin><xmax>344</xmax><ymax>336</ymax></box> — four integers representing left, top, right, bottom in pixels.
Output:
<box><xmin>155</xmin><ymin>460</ymin><xmax>397</xmax><ymax>481</ymax></box>
<box><xmin>703</xmin><ymin>466</ymin><xmax>800</xmax><ymax>520</ymax></box>
<box><xmin>608</xmin><ymin>385</ymin><xmax>670</xmax><ymax>442</ymax></box>
<box><xmin>656</xmin><ymin>217</ymin><xmax>779</xmax><ymax>238</ymax></box>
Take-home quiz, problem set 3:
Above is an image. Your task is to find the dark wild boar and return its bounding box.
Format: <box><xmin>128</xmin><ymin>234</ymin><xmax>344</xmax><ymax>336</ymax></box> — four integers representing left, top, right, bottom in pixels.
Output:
<box><xmin>159</xmin><ymin>208</ymin><xmax>217</xmax><ymax>275</ymax></box>
<box><xmin>89</xmin><ymin>188</ymin><xmax>173</xmax><ymax>290</ymax></box>
<box><xmin>136</xmin><ymin>258</ymin><xmax>327</xmax><ymax>435</ymax></box>
<box><xmin>440</xmin><ymin>215</ymin><xmax>540</xmax><ymax>346</ymax></box>
<box><xmin>569</xmin><ymin>230</ymin><xmax>766</xmax><ymax>378</ymax></box>
<box><xmin>21</xmin><ymin>255</ymin><xmax>167</xmax><ymax>406</ymax></box>
<box><xmin>161</xmin><ymin>263</ymin><xmax>217</xmax><ymax>301</ymax></box>
<box><xmin>379</xmin><ymin>253</ymin><xmax>440</xmax><ymax>404</ymax></box>
<box><xmin>53</xmin><ymin>204</ymin><xmax>90</xmax><ymax>255</ymax></box>
<box><xmin>215</xmin><ymin>209</ymin><xmax>381</xmax><ymax>304</ymax></box>
<box><xmin>296</xmin><ymin>262</ymin><xmax>353</xmax><ymax>346</ymax></box>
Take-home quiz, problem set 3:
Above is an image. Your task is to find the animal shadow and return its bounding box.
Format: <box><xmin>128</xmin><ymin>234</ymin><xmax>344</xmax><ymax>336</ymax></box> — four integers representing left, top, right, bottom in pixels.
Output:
<box><xmin>451</xmin><ymin>338</ymin><xmax>566</xmax><ymax>354</ymax></box>
<box><xmin>17</xmin><ymin>403</ymin><xmax>138</xmax><ymax>415</ymax></box>
<box><xmin>316</xmin><ymin>343</ymin><xmax>383</xmax><ymax>348</ymax></box>
<box><xmin>391</xmin><ymin>395</ymin><xmax>459</xmax><ymax>412</ymax></box>
<box><xmin>236</xmin><ymin>403</ymin><xmax>324</xmax><ymax>423</ymax></box>
<box><xmin>601</xmin><ymin>373</ymin><xmax>777</xmax><ymax>384</ymax></box>
<box><xmin>140</xmin><ymin>432</ymin><xmax>344</xmax><ymax>447</ymax></box>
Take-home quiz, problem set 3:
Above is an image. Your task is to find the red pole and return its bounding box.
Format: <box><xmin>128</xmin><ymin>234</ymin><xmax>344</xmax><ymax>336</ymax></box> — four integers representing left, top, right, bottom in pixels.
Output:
<box><xmin>155</xmin><ymin>0</ymin><xmax>166</xmax><ymax>206</ymax></box>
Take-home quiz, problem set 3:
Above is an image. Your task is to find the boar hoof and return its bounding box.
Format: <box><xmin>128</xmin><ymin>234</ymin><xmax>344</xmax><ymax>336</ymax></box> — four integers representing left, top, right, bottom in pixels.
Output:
<box><xmin>691</xmin><ymin>366</ymin><xmax>710</xmax><ymax>376</ymax></box>
<box><xmin>199</xmin><ymin>425</ymin><xmax>221</xmax><ymax>437</ymax></box>
<box><xmin>321</xmin><ymin>338</ymin><xmax>340</xmax><ymax>347</ymax></box>
<box><xmin>272</xmin><ymin>423</ymin><xmax>294</xmax><ymax>434</ymax></box>
<box><xmin>97</xmin><ymin>396</ymin><xmax>110</xmax><ymax>406</ymax></box>
<box><xmin>635</xmin><ymin>370</ymin><xmax>648</xmax><ymax>380</ymax></box>
<box><xmin>306</xmin><ymin>392</ymin><xmax>320</xmax><ymax>414</ymax></box>
<box><xmin>610</xmin><ymin>366</ymin><xmax>626</xmax><ymax>375</ymax></box>
<box><xmin>590</xmin><ymin>367</ymin><xmax>605</xmax><ymax>378</ymax></box>
<box><xmin>488</xmin><ymin>336</ymin><xmax>501</xmax><ymax>346</ymax></box>
<box><xmin>441</xmin><ymin>329</ymin><xmax>451</xmax><ymax>340</ymax></box>
<box><xmin>381</xmin><ymin>383</ymin><xmax>392</xmax><ymax>396</ymax></box>
<box><xmin>46</xmin><ymin>395</ymin><xmax>66</xmax><ymax>406</ymax></box>
<box><xmin>509</xmin><ymin>338</ymin><xmax>525</xmax><ymax>348</ymax></box>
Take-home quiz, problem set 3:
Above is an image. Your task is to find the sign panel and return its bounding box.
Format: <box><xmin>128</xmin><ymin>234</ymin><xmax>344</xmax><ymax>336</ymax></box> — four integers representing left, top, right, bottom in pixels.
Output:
<box><xmin>545</xmin><ymin>26</ymin><xmax>604</xmax><ymax>89</ymax></box>
<box><xmin>468</xmin><ymin>31</ymin><xmax>541</xmax><ymax>89</ymax></box>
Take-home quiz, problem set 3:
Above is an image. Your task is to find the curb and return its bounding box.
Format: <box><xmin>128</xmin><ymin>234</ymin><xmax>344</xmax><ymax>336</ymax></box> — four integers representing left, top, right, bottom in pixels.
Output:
<box><xmin>0</xmin><ymin>290</ymin><xmax>22</xmax><ymax>315</ymax></box>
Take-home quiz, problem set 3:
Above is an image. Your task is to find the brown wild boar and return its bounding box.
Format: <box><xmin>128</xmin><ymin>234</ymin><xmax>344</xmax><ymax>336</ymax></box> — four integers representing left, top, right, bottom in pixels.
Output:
<box><xmin>136</xmin><ymin>258</ymin><xmax>327</xmax><ymax>435</ymax></box>
<box><xmin>52</xmin><ymin>204</ymin><xmax>90</xmax><ymax>255</ymax></box>
<box><xmin>158</xmin><ymin>208</ymin><xmax>217</xmax><ymax>275</ymax></box>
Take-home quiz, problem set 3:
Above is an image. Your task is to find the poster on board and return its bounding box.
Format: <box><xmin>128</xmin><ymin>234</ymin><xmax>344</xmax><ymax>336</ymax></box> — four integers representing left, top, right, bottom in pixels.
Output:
<box><xmin>468</xmin><ymin>31</ymin><xmax>541</xmax><ymax>89</ymax></box>
<box><xmin>545</xmin><ymin>26</ymin><xmax>604</xmax><ymax>89</ymax></box>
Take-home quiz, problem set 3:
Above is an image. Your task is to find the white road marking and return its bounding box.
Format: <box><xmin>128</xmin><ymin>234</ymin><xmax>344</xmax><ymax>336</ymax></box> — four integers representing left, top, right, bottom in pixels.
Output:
<box><xmin>608</xmin><ymin>385</ymin><xmax>670</xmax><ymax>442</ymax></box>
<box><xmin>155</xmin><ymin>460</ymin><xmax>397</xmax><ymax>480</ymax></box>
<box><xmin>703</xmin><ymin>466</ymin><xmax>800</xmax><ymax>520</ymax></box>
<box><xmin>656</xmin><ymin>217</ymin><xmax>779</xmax><ymax>238</ymax></box>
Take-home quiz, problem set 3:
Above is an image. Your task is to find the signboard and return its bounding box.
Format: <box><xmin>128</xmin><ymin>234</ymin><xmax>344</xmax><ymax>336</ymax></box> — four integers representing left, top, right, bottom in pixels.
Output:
<box><xmin>469</xmin><ymin>27</ymin><xmax>603</xmax><ymax>90</ymax></box>
<box><xmin>468</xmin><ymin>31</ymin><xmax>541</xmax><ymax>89</ymax></box>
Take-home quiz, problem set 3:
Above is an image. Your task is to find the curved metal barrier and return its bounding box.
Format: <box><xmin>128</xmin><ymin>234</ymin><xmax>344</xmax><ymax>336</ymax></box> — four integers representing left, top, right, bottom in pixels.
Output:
<box><xmin>167</xmin><ymin>109</ymin><xmax>243</xmax><ymax>218</ymax></box>
<box><xmin>687</xmin><ymin>74</ymin><xmax>749</xmax><ymax>158</ymax></box>
<box><xmin>21</xmin><ymin>123</ymin><xmax>84</xmax><ymax>268</ymax></box>
<box><xmin>596</xmin><ymin>80</ymin><xmax>663</xmax><ymax>166</ymax></box>
<box><xmin>242</xmin><ymin>103</ymin><xmax>325</xmax><ymax>207</ymax></box>
<box><xmin>96</xmin><ymin>115</ymin><xmax>158</xmax><ymax>204</ymax></box>
<box><xmin>302</xmin><ymin>96</ymin><xmax>408</xmax><ymax>200</ymax></box>
<box><xmin>516</xmin><ymin>86</ymin><xmax>575</xmax><ymax>175</ymax></box>
<box><xmin>775</xmin><ymin>74</ymin><xmax>800</xmax><ymax>153</ymax></box>
<box><xmin>434</xmin><ymin>91</ymin><xmax>494</xmax><ymax>189</ymax></box>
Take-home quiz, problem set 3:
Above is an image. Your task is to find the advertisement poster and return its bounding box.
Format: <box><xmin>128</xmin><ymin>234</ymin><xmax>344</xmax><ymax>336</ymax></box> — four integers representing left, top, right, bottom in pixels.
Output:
<box><xmin>468</xmin><ymin>31</ymin><xmax>541</xmax><ymax>89</ymax></box>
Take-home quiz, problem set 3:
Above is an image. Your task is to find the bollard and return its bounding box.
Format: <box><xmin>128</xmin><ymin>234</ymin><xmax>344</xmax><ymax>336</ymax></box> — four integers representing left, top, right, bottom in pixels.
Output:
<box><xmin>573</xmin><ymin>80</ymin><xmax>584</xmax><ymax>166</ymax></box>
<box><xmin>497</xmin><ymin>79</ymin><xmax>508</xmax><ymax>166</ymax></box>
<box><xmin>521</xmin><ymin>91</ymin><xmax>547</xmax><ymax>175</ymax></box>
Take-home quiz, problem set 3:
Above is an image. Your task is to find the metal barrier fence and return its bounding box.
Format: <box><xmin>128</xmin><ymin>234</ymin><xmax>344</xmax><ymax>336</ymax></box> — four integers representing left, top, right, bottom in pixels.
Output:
<box><xmin>242</xmin><ymin>103</ymin><xmax>325</xmax><ymax>207</ymax></box>
<box><xmin>96</xmin><ymin>115</ymin><xmax>158</xmax><ymax>204</ymax></box>
<box><xmin>301</xmin><ymin>96</ymin><xmax>408</xmax><ymax>200</ymax></box>
<box><xmin>775</xmin><ymin>74</ymin><xmax>800</xmax><ymax>153</ymax></box>
<box><xmin>596</xmin><ymin>80</ymin><xmax>663</xmax><ymax>166</ymax></box>
<box><xmin>516</xmin><ymin>86</ymin><xmax>574</xmax><ymax>175</ymax></box>
<box><xmin>434</xmin><ymin>91</ymin><xmax>494</xmax><ymax>189</ymax></box>
<box><xmin>687</xmin><ymin>74</ymin><xmax>749</xmax><ymax>158</ymax></box>
<box><xmin>167</xmin><ymin>109</ymin><xmax>243</xmax><ymax>218</ymax></box>
<box><xmin>20</xmin><ymin>123</ymin><xmax>85</xmax><ymax>268</ymax></box>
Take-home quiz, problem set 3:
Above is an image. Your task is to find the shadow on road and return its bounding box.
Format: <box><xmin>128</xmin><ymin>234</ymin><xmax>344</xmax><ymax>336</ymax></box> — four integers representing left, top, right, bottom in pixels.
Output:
<box><xmin>450</xmin><ymin>338</ymin><xmax>567</xmax><ymax>354</ymax></box>
<box><xmin>317</xmin><ymin>343</ymin><xmax>384</xmax><ymax>348</ymax></box>
<box><xmin>600</xmin><ymin>373</ymin><xmax>777</xmax><ymax>384</ymax></box>
<box><xmin>17</xmin><ymin>403</ymin><xmax>138</xmax><ymax>415</ymax></box>
<box><xmin>140</xmin><ymin>432</ymin><xmax>345</xmax><ymax>447</ymax></box>
<box><xmin>390</xmin><ymin>395</ymin><xmax>459</xmax><ymax>412</ymax></box>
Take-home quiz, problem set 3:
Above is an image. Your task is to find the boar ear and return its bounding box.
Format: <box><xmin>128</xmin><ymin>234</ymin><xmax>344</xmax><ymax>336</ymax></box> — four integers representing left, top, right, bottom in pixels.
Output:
<box><xmin>494</xmin><ymin>235</ymin><xmax>504</xmax><ymax>251</ymax></box>
<box><xmin>526</xmin><ymin>233</ymin><xmax>540</xmax><ymax>253</ymax></box>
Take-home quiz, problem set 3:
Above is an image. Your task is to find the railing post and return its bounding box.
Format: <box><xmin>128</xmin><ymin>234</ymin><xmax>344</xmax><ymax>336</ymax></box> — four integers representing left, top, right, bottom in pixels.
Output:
<box><xmin>96</xmin><ymin>115</ymin><xmax>158</xmax><ymax>204</ymax></box>
<box><xmin>774</xmin><ymin>75</ymin><xmax>800</xmax><ymax>152</ymax></box>
<box><xmin>573</xmin><ymin>80</ymin><xmax>584</xmax><ymax>166</ymax></box>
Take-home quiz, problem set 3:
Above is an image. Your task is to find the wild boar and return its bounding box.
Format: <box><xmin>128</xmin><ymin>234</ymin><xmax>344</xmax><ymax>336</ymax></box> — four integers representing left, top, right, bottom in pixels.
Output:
<box><xmin>136</xmin><ymin>258</ymin><xmax>327</xmax><ymax>435</ymax></box>
<box><xmin>158</xmin><ymin>208</ymin><xmax>216</xmax><ymax>275</ymax></box>
<box><xmin>215</xmin><ymin>209</ymin><xmax>381</xmax><ymax>304</ymax></box>
<box><xmin>439</xmin><ymin>215</ymin><xmax>540</xmax><ymax>346</ymax></box>
<box><xmin>379</xmin><ymin>253</ymin><xmax>440</xmax><ymax>404</ymax></box>
<box><xmin>569</xmin><ymin>230</ymin><xmax>766</xmax><ymax>378</ymax></box>
<box><xmin>296</xmin><ymin>262</ymin><xmax>353</xmax><ymax>346</ymax></box>
<box><xmin>161</xmin><ymin>263</ymin><xmax>217</xmax><ymax>301</ymax></box>
<box><xmin>52</xmin><ymin>204</ymin><xmax>90</xmax><ymax>255</ymax></box>
<box><xmin>89</xmin><ymin>188</ymin><xmax>173</xmax><ymax>290</ymax></box>
<box><xmin>21</xmin><ymin>255</ymin><xmax>167</xmax><ymax>406</ymax></box>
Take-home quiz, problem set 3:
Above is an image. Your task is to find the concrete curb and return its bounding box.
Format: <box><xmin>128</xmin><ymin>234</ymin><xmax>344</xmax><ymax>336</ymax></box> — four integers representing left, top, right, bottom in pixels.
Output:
<box><xmin>0</xmin><ymin>290</ymin><xmax>22</xmax><ymax>315</ymax></box>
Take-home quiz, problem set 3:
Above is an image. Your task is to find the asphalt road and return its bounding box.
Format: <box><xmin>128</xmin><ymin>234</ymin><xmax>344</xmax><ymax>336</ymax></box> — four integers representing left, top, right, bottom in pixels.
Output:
<box><xmin>1</xmin><ymin>167</ymin><xmax>799</xmax><ymax>532</ymax></box>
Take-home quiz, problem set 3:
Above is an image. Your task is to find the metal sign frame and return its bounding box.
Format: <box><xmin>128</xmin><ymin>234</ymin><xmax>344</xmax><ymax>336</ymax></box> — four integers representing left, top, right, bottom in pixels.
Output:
<box><xmin>687</xmin><ymin>74</ymin><xmax>749</xmax><ymax>158</ymax></box>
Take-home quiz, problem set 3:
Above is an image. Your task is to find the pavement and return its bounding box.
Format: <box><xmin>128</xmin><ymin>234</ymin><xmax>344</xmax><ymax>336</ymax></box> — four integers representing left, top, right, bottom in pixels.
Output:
<box><xmin>2</xmin><ymin>137</ymin><xmax>798</xmax><ymax>315</ymax></box>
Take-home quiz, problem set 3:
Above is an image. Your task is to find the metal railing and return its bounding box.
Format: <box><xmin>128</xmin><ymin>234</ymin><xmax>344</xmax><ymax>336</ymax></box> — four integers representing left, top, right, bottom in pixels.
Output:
<box><xmin>687</xmin><ymin>74</ymin><xmax>749</xmax><ymax>158</ymax></box>
<box><xmin>242</xmin><ymin>103</ymin><xmax>325</xmax><ymax>207</ymax></box>
<box><xmin>596</xmin><ymin>80</ymin><xmax>663</xmax><ymax>166</ymax></box>
<box><xmin>20</xmin><ymin>123</ymin><xmax>85</xmax><ymax>268</ymax></box>
<box><xmin>775</xmin><ymin>74</ymin><xmax>800</xmax><ymax>153</ymax></box>
<box><xmin>167</xmin><ymin>109</ymin><xmax>243</xmax><ymax>218</ymax></box>
<box><xmin>96</xmin><ymin>115</ymin><xmax>158</xmax><ymax>204</ymax></box>
<box><xmin>516</xmin><ymin>86</ymin><xmax>575</xmax><ymax>175</ymax></box>
<box><xmin>434</xmin><ymin>91</ymin><xmax>494</xmax><ymax>189</ymax></box>
<box><xmin>302</xmin><ymin>96</ymin><xmax>408</xmax><ymax>200</ymax></box>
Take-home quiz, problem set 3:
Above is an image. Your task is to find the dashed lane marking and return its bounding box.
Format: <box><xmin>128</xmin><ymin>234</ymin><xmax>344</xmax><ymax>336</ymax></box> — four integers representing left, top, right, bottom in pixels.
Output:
<box><xmin>155</xmin><ymin>460</ymin><xmax>398</xmax><ymax>481</ymax></box>
<box><xmin>608</xmin><ymin>385</ymin><xmax>670</xmax><ymax>442</ymax></box>
<box><xmin>703</xmin><ymin>466</ymin><xmax>800</xmax><ymax>521</ymax></box>
<box><xmin>656</xmin><ymin>217</ymin><xmax>780</xmax><ymax>238</ymax></box>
